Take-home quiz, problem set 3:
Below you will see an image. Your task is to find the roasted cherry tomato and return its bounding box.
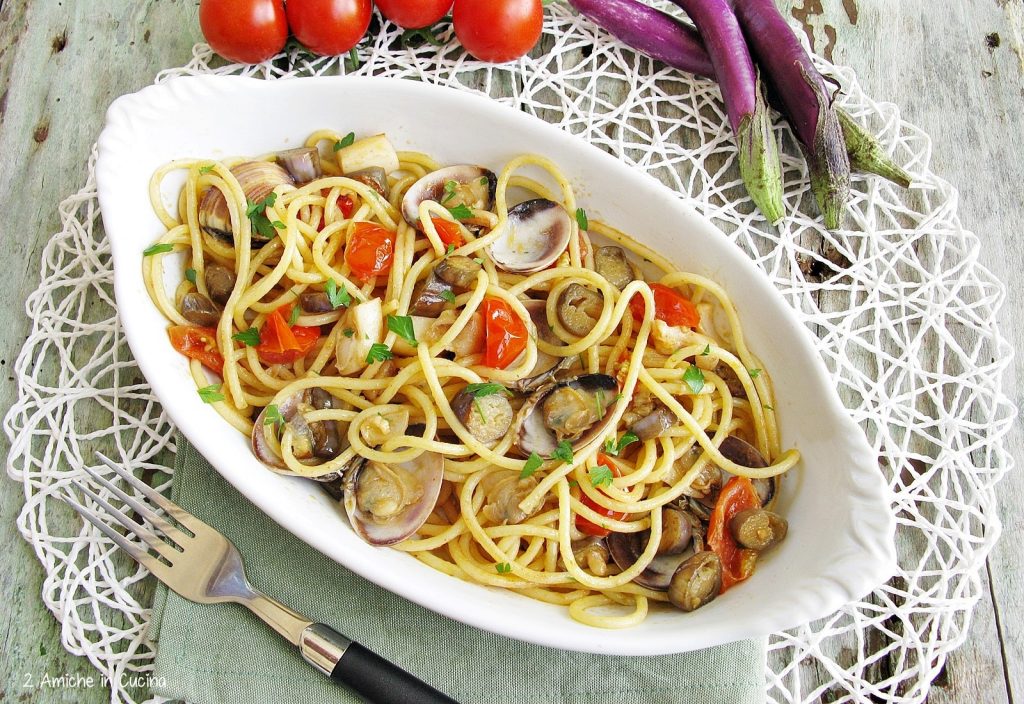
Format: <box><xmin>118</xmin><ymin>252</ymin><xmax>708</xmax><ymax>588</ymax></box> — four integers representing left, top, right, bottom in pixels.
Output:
<box><xmin>345</xmin><ymin>222</ymin><xmax>396</xmax><ymax>280</ymax></box>
<box><xmin>430</xmin><ymin>217</ymin><xmax>465</xmax><ymax>248</ymax></box>
<box><xmin>707</xmin><ymin>476</ymin><xmax>761</xmax><ymax>592</ymax></box>
<box><xmin>576</xmin><ymin>454</ymin><xmax>628</xmax><ymax>537</ymax></box>
<box><xmin>256</xmin><ymin>305</ymin><xmax>321</xmax><ymax>365</ymax></box>
<box><xmin>199</xmin><ymin>0</ymin><xmax>288</xmax><ymax>64</ymax></box>
<box><xmin>629</xmin><ymin>282</ymin><xmax>701</xmax><ymax>328</ymax></box>
<box><xmin>452</xmin><ymin>0</ymin><xmax>544</xmax><ymax>63</ymax></box>
<box><xmin>375</xmin><ymin>0</ymin><xmax>453</xmax><ymax>29</ymax></box>
<box><xmin>168</xmin><ymin>325</ymin><xmax>224</xmax><ymax>372</ymax></box>
<box><xmin>481</xmin><ymin>297</ymin><xmax>527</xmax><ymax>369</ymax></box>
<box><xmin>318</xmin><ymin>190</ymin><xmax>356</xmax><ymax>229</ymax></box>
<box><xmin>286</xmin><ymin>0</ymin><xmax>373</xmax><ymax>56</ymax></box>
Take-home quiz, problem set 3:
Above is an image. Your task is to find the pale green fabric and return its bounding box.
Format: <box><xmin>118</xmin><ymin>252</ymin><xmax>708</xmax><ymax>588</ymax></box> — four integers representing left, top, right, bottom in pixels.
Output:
<box><xmin>150</xmin><ymin>438</ymin><xmax>766</xmax><ymax>704</ymax></box>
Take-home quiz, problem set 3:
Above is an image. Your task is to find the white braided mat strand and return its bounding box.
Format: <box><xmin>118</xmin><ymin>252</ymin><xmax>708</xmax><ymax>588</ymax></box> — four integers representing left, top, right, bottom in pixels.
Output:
<box><xmin>4</xmin><ymin>5</ymin><xmax>1017</xmax><ymax>703</ymax></box>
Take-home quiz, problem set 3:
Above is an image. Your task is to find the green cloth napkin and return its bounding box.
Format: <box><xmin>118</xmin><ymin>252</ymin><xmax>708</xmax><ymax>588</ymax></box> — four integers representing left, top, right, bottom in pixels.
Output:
<box><xmin>150</xmin><ymin>437</ymin><xmax>766</xmax><ymax>704</ymax></box>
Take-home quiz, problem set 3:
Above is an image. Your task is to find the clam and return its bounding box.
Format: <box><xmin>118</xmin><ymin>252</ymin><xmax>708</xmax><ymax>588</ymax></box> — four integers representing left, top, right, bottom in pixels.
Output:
<box><xmin>510</xmin><ymin>300</ymin><xmax>575</xmax><ymax>393</ymax></box>
<box><xmin>667</xmin><ymin>551</ymin><xmax>722</xmax><ymax>611</ymax></box>
<box><xmin>198</xmin><ymin>160</ymin><xmax>294</xmax><ymax>247</ymax></box>
<box><xmin>401</xmin><ymin>165</ymin><xmax>497</xmax><ymax>229</ymax></box>
<box><xmin>487</xmin><ymin>199</ymin><xmax>572</xmax><ymax>274</ymax></box>
<box><xmin>729</xmin><ymin>508</ymin><xmax>788</xmax><ymax>551</ymax></box>
<box><xmin>513</xmin><ymin>374</ymin><xmax>617</xmax><ymax>458</ymax></box>
<box><xmin>343</xmin><ymin>451</ymin><xmax>444</xmax><ymax>546</ymax></box>
<box><xmin>251</xmin><ymin>388</ymin><xmax>346</xmax><ymax>479</ymax></box>
<box><xmin>276</xmin><ymin>146</ymin><xmax>321</xmax><ymax>185</ymax></box>
<box><xmin>606</xmin><ymin>506</ymin><xmax>700</xmax><ymax>590</ymax></box>
<box><xmin>630</xmin><ymin>407</ymin><xmax>679</xmax><ymax>442</ymax></box>
<box><xmin>479</xmin><ymin>470</ymin><xmax>540</xmax><ymax>525</ymax></box>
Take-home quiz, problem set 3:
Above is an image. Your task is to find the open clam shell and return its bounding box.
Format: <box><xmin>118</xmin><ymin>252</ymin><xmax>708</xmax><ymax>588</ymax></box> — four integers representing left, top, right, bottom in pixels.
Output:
<box><xmin>343</xmin><ymin>451</ymin><xmax>444</xmax><ymax>546</ymax></box>
<box><xmin>487</xmin><ymin>199</ymin><xmax>572</xmax><ymax>274</ymax></box>
<box><xmin>198</xmin><ymin>160</ymin><xmax>294</xmax><ymax>247</ymax></box>
<box><xmin>251</xmin><ymin>389</ymin><xmax>345</xmax><ymax>481</ymax></box>
<box><xmin>401</xmin><ymin>164</ymin><xmax>497</xmax><ymax>229</ymax></box>
<box><xmin>513</xmin><ymin>373</ymin><xmax>618</xmax><ymax>457</ymax></box>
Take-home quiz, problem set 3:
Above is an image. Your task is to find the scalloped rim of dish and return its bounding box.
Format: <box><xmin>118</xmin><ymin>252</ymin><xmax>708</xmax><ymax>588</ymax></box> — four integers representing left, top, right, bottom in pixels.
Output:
<box><xmin>95</xmin><ymin>75</ymin><xmax>896</xmax><ymax>656</ymax></box>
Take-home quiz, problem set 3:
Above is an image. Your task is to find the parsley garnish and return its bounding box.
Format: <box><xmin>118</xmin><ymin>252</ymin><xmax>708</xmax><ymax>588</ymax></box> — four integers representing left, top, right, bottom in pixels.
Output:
<box><xmin>246</xmin><ymin>193</ymin><xmax>281</xmax><ymax>241</ymax></box>
<box><xmin>333</xmin><ymin>132</ymin><xmax>356</xmax><ymax>151</ymax></box>
<box><xmin>342</xmin><ymin>328</ymin><xmax>355</xmax><ymax>338</ymax></box>
<box><xmin>594</xmin><ymin>389</ymin><xmax>606</xmax><ymax>416</ymax></box>
<box><xmin>749</xmin><ymin>368</ymin><xmax>762</xmax><ymax>378</ymax></box>
<box><xmin>448</xmin><ymin>203</ymin><xmax>473</xmax><ymax>220</ymax></box>
<box><xmin>198</xmin><ymin>164</ymin><xmax>215</xmax><ymax>174</ymax></box>
<box><xmin>445</xmin><ymin>242</ymin><xmax>456</xmax><ymax>256</ymax></box>
<box><xmin>441</xmin><ymin>179</ymin><xmax>458</xmax><ymax>204</ymax></box>
<box><xmin>764</xmin><ymin>404</ymin><xmax>775</xmax><ymax>411</ymax></box>
<box><xmin>464</xmin><ymin>382</ymin><xmax>511</xmax><ymax>397</ymax></box>
<box><xmin>232</xmin><ymin>327</ymin><xmax>261</xmax><ymax>346</ymax></box>
<box><xmin>701</xmin><ymin>344</ymin><xmax>711</xmax><ymax>356</ymax></box>
<box><xmin>550</xmin><ymin>440</ymin><xmax>574</xmax><ymax>464</ymax></box>
<box><xmin>387</xmin><ymin>315</ymin><xmax>418</xmax><ymax>348</ymax></box>
<box><xmin>588</xmin><ymin>464</ymin><xmax>614</xmax><ymax>488</ymax></box>
<box><xmin>288</xmin><ymin>305</ymin><xmax>301</xmax><ymax>326</ymax></box>
<box><xmin>473</xmin><ymin>398</ymin><xmax>487</xmax><ymax>423</ymax></box>
<box><xmin>197</xmin><ymin>383</ymin><xmax>224</xmax><ymax>403</ymax></box>
<box><xmin>185</xmin><ymin>268</ymin><xmax>197</xmax><ymax>284</ymax></box>
<box><xmin>472</xmin><ymin>257</ymin><xmax>484</xmax><ymax>265</ymax></box>
<box><xmin>496</xmin><ymin>562</ymin><xmax>512</xmax><ymax>574</ymax></box>
<box><xmin>264</xmin><ymin>404</ymin><xmax>283</xmax><ymax>426</ymax></box>
<box><xmin>366</xmin><ymin>342</ymin><xmax>393</xmax><ymax>364</ymax></box>
<box><xmin>682</xmin><ymin>364</ymin><xmax>705</xmax><ymax>394</ymax></box>
<box><xmin>441</xmin><ymin>289</ymin><xmax>456</xmax><ymax>303</ymax></box>
<box><xmin>520</xmin><ymin>452</ymin><xmax>543</xmax><ymax>479</ymax></box>
<box><xmin>479</xmin><ymin>176</ymin><xmax>489</xmax><ymax>186</ymax></box>
<box><xmin>603</xmin><ymin>431</ymin><xmax>639</xmax><ymax>456</ymax></box>
<box><xmin>613</xmin><ymin>392</ymin><xmax>624</xmax><ymax>401</ymax></box>
<box><xmin>575</xmin><ymin>207</ymin><xmax>589</xmax><ymax>231</ymax></box>
<box><xmin>143</xmin><ymin>243</ymin><xmax>173</xmax><ymax>256</ymax></box>
<box><xmin>326</xmin><ymin>279</ymin><xmax>351</xmax><ymax>309</ymax></box>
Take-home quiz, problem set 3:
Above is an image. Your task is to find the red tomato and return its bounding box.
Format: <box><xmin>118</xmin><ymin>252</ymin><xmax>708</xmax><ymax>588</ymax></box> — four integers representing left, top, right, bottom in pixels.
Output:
<box><xmin>375</xmin><ymin>0</ymin><xmax>453</xmax><ymax>29</ymax></box>
<box><xmin>199</xmin><ymin>0</ymin><xmax>288</xmax><ymax>64</ymax></box>
<box><xmin>629</xmin><ymin>283</ymin><xmax>701</xmax><ymax>328</ymax></box>
<box><xmin>707</xmin><ymin>476</ymin><xmax>761</xmax><ymax>592</ymax></box>
<box><xmin>167</xmin><ymin>325</ymin><xmax>224</xmax><ymax>372</ymax></box>
<box><xmin>345</xmin><ymin>222</ymin><xmax>396</xmax><ymax>280</ymax></box>
<box><xmin>452</xmin><ymin>0</ymin><xmax>544</xmax><ymax>63</ymax></box>
<box><xmin>256</xmin><ymin>305</ymin><xmax>321</xmax><ymax>365</ymax></box>
<box><xmin>286</xmin><ymin>0</ymin><xmax>372</xmax><ymax>56</ymax></box>
<box><xmin>430</xmin><ymin>217</ymin><xmax>465</xmax><ymax>248</ymax></box>
<box><xmin>576</xmin><ymin>454</ymin><xmax>628</xmax><ymax>537</ymax></box>
<box><xmin>318</xmin><ymin>190</ymin><xmax>356</xmax><ymax>229</ymax></box>
<box><xmin>481</xmin><ymin>297</ymin><xmax>527</xmax><ymax>369</ymax></box>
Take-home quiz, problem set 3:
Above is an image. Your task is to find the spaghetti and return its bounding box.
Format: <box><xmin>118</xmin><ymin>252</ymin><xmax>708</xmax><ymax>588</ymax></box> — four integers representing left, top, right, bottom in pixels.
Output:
<box><xmin>143</xmin><ymin>130</ymin><xmax>799</xmax><ymax>628</ymax></box>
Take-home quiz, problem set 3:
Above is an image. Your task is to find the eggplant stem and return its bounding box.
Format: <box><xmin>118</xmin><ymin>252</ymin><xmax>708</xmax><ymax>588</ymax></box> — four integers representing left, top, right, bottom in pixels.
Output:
<box><xmin>799</xmin><ymin>64</ymin><xmax>850</xmax><ymax>230</ymax></box>
<box><xmin>838</xmin><ymin>110</ymin><xmax>913</xmax><ymax>188</ymax></box>
<box><xmin>737</xmin><ymin>73</ymin><xmax>785</xmax><ymax>224</ymax></box>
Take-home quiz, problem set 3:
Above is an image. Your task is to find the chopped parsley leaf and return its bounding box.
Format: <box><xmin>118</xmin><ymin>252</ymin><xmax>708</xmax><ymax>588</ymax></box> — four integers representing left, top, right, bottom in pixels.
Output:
<box><xmin>264</xmin><ymin>404</ymin><xmax>283</xmax><ymax>426</ymax></box>
<box><xmin>445</xmin><ymin>243</ymin><xmax>456</xmax><ymax>256</ymax></box>
<box><xmin>198</xmin><ymin>164</ymin><xmax>215</xmax><ymax>174</ymax></box>
<box><xmin>575</xmin><ymin>207</ymin><xmax>589</xmax><ymax>231</ymax></box>
<box><xmin>550</xmin><ymin>440</ymin><xmax>574</xmax><ymax>464</ymax></box>
<box><xmin>472</xmin><ymin>257</ymin><xmax>484</xmax><ymax>265</ymax></box>
<box><xmin>447</xmin><ymin>203</ymin><xmax>473</xmax><ymax>220</ymax></box>
<box><xmin>441</xmin><ymin>179</ymin><xmax>458</xmax><ymax>204</ymax></box>
<box><xmin>326</xmin><ymin>279</ymin><xmax>351</xmax><ymax>309</ymax></box>
<box><xmin>245</xmin><ymin>193</ymin><xmax>281</xmax><ymax>241</ymax></box>
<box><xmin>701</xmin><ymin>344</ymin><xmax>711</xmax><ymax>356</ymax></box>
<box><xmin>342</xmin><ymin>328</ymin><xmax>355</xmax><ymax>338</ymax></box>
<box><xmin>387</xmin><ymin>314</ymin><xmax>418</xmax><ymax>348</ymax></box>
<box><xmin>288</xmin><ymin>304</ymin><xmax>301</xmax><ymax>326</ymax></box>
<box><xmin>197</xmin><ymin>383</ymin><xmax>224</xmax><ymax>404</ymax></box>
<box><xmin>473</xmin><ymin>397</ymin><xmax>487</xmax><ymax>423</ymax></box>
<box><xmin>333</xmin><ymin>132</ymin><xmax>356</xmax><ymax>151</ymax></box>
<box><xmin>185</xmin><ymin>268</ymin><xmax>197</xmax><ymax>284</ymax></box>
<box><xmin>682</xmin><ymin>364</ymin><xmax>705</xmax><ymax>394</ymax></box>
<box><xmin>479</xmin><ymin>176</ymin><xmax>490</xmax><ymax>186</ymax></box>
<box><xmin>232</xmin><ymin>327</ymin><xmax>261</xmax><ymax>346</ymax></box>
<box><xmin>143</xmin><ymin>243</ymin><xmax>173</xmax><ymax>256</ymax></box>
<box><xmin>441</xmin><ymin>289</ymin><xmax>457</xmax><ymax>303</ymax></box>
<box><xmin>520</xmin><ymin>452</ymin><xmax>544</xmax><ymax>479</ymax></box>
<box><xmin>749</xmin><ymin>368</ymin><xmax>762</xmax><ymax>378</ymax></box>
<box><xmin>366</xmin><ymin>342</ymin><xmax>393</xmax><ymax>364</ymax></box>
<box><xmin>764</xmin><ymin>404</ymin><xmax>775</xmax><ymax>411</ymax></box>
<box><xmin>495</xmin><ymin>562</ymin><xmax>512</xmax><ymax>574</ymax></box>
<box><xmin>588</xmin><ymin>464</ymin><xmax>614</xmax><ymax>488</ymax></box>
<box><xmin>604</xmin><ymin>431</ymin><xmax>639</xmax><ymax>456</ymax></box>
<box><xmin>464</xmin><ymin>382</ymin><xmax>511</xmax><ymax>397</ymax></box>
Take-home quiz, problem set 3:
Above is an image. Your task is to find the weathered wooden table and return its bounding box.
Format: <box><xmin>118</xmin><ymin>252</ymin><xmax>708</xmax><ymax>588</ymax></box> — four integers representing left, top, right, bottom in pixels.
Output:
<box><xmin>1</xmin><ymin>1</ymin><xmax>1021</xmax><ymax>702</ymax></box>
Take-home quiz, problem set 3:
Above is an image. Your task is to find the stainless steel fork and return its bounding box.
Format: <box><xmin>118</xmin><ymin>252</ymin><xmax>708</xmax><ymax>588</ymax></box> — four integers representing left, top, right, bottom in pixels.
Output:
<box><xmin>64</xmin><ymin>452</ymin><xmax>459</xmax><ymax>704</ymax></box>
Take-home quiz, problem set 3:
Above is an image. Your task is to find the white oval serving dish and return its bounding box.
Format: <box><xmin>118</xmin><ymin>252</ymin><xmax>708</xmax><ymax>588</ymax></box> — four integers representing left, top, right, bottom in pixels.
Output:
<box><xmin>96</xmin><ymin>75</ymin><xmax>896</xmax><ymax>655</ymax></box>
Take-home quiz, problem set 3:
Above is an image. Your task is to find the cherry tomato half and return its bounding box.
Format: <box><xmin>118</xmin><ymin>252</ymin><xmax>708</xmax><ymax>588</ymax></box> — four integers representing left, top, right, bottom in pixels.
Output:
<box><xmin>375</xmin><ymin>0</ymin><xmax>453</xmax><ymax>29</ymax></box>
<box><xmin>199</xmin><ymin>0</ymin><xmax>288</xmax><ymax>64</ymax></box>
<box><xmin>256</xmin><ymin>305</ymin><xmax>321</xmax><ymax>365</ymax></box>
<box><xmin>430</xmin><ymin>217</ymin><xmax>465</xmax><ymax>248</ymax></box>
<box><xmin>287</xmin><ymin>0</ymin><xmax>373</xmax><ymax>56</ymax></box>
<box><xmin>629</xmin><ymin>283</ymin><xmax>701</xmax><ymax>328</ymax></box>
<box><xmin>576</xmin><ymin>454</ymin><xmax>628</xmax><ymax>537</ymax></box>
<box><xmin>345</xmin><ymin>222</ymin><xmax>396</xmax><ymax>280</ymax></box>
<box><xmin>452</xmin><ymin>0</ymin><xmax>544</xmax><ymax>63</ymax></box>
<box><xmin>481</xmin><ymin>297</ymin><xmax>527</xmax><ymax>369</ymax></box>
<box><xmin>707</xmin><ymin>476</ymin><xmax>761</xmax><ymax>592</ymax></box>
<box><xmin>168</xmin><ymin>325</ymin><xmax>224</xmax><ymax>373</ymax></box>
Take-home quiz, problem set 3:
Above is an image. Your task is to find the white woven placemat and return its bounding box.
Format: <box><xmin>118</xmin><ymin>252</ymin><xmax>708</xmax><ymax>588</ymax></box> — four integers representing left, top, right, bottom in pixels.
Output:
<box><xmin>4</xmin><ymin>5</ymin><xmax>1017</xmax><ymax>703</ymax></box>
